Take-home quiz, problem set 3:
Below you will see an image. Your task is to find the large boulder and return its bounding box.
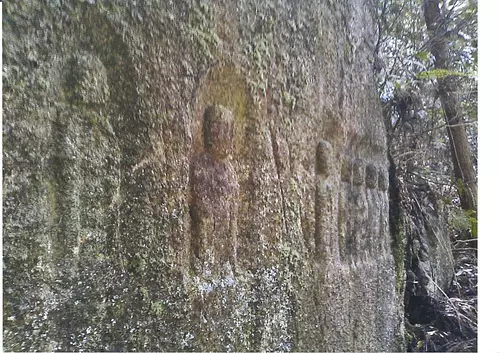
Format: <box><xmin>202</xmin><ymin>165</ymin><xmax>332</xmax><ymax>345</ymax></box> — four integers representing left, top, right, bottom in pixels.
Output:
<box><xmin>3</xmin><ymin>1</ymin><xmax>404</xmax><ymax>351</ymax></box>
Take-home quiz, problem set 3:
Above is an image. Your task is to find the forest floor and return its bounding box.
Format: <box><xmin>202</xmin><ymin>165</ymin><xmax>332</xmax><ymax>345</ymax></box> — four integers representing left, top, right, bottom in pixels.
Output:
<box><xmin>406</xmin><ymin>241</ymin><xmax>477</xmax><ymax>352</ymax></box>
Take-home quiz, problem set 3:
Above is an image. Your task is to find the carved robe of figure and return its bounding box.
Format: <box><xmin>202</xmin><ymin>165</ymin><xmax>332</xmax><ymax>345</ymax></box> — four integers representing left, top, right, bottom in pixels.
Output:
<box><xmin>189</xmin><ymin>105</ymin><xmax>239</xmax><ymax>272</ymax></box>
<box><xmin>315</xmin><ymin>140</ymin><xmax>339</xmax><ymax>263</ymax></box>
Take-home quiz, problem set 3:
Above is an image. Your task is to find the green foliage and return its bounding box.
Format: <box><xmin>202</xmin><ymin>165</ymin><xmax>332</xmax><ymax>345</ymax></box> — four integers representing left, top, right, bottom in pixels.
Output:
<box><xmin>376</xmin><ymin>0</ymin><xmax>477</xmax><ymax>240</ymax></box>
<box><xmin>416</xmin><ymin>69</ymin><xmax>470</xmax><ymax>80</ymax></box>
<box><xmin>465</xmin><ymin>210</ymin><xmax>478</xmax><ymax>239</ymax></box>
<box><xmin>414</xmin><ymin>51</ymin><xmax>429</xmax><ymax>62</ymax></box>
<box><xmin>448</xmin><ymin>208</ymin><xmax>477</xmax><ymax>239</ymax></box>
<box><xmin>449</xmin><ymin>208</ymin><xmax>471</xmax><ymax>231</ymax></box>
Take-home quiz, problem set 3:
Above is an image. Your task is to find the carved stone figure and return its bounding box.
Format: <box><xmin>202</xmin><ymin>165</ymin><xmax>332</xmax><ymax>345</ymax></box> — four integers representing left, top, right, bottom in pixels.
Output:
<box><xmin>315</xmin><ymin>140</ymin><xmax>339</xmax><ymax>262</ymax></box>
<box><xmin>365</xmin><ymin>164</ymin><xmax>378</xmax><ymax>189</ymax></box>
<box><xmin>189</xmin><ymin>105</ymin><xmax>239</xmax><ymax>272</ymax></box>
<box><xmin>352</xmin><ymin>158</ymin><xmax>364</xmax><ymax>186</ymax></box>
<box><xmin>64</xmin><ymin>51</ymin><xmax>110</xmax><ymax>105</ymax></box>
<box><xmin>378</xmin><ymin>167</ymin><xmax>389</xmax><ymax>191</ymax></box>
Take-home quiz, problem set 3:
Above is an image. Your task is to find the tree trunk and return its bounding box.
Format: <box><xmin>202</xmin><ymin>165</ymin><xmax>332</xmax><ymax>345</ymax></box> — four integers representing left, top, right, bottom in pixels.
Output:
<box><xmin>422</xmin><ymin>0</ymin><xmax>478</xmax><ymax>217</ymax></box>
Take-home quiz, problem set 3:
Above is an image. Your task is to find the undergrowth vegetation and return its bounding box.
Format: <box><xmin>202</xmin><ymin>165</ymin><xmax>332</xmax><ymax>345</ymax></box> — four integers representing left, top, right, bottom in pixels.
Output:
<box><xmin>406</xmin><ymin>244</ymin><xmax>477</xmax><ymax>352</ymax></box>
<box><xmin>373</xmin><ymin>0</ymin><xmax>478</xmax><ymax>351</ymax></box>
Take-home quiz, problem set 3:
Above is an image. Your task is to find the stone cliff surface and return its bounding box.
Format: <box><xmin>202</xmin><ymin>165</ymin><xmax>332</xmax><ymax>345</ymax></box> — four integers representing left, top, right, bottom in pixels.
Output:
<box><xmin>3</xmin><ymin>1</ymin><xmax>404</xmax><ymax>351</ymax></box>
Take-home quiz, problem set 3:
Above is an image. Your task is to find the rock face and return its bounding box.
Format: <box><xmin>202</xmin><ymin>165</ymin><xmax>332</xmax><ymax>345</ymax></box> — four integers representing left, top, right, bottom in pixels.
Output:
<box><xmin>404</xmin><ymin>185</ymin><xmax>455</xmax><ymax>311</ymax></box>
<box><xmin>3</xmin><ymin>1</ymin><xmax>403</xmax><ymax>351</ymax></box>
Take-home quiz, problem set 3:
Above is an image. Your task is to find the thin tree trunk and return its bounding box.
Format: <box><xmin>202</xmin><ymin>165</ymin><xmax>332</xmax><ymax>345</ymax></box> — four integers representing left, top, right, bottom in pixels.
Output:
<box><xmin>423</xmin><ymin>0</ymin><xmax>477</xmax><ymax>216</ymax></box>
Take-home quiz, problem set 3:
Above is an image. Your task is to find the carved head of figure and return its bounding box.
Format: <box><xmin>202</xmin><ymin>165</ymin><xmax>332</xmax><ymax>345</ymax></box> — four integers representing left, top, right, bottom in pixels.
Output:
<box><xmin>65</xmin><ymin>51</ymin><xmax>110</xmax><ymax>105</ymax></box>
<box><xmin>316</xmin><ymin>140</ymin><xmax>333</xmax><ymax>177</ymax></box>
<box><xmin>203</xmin><ymin>105</ymin><xmax>235</xmax><ymax>160</ymax></box>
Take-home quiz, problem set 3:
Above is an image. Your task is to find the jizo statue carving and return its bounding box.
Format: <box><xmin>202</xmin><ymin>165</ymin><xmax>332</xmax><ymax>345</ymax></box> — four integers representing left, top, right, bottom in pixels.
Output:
<box><xmin>189</xmin><ymin>105</ymin><xmax>239</xmax><ymax>272</ymax></box>
<box><xmin>315</xmin><ymin>140</ymin><xmax>340</xmax><ymax>263</ymax></box>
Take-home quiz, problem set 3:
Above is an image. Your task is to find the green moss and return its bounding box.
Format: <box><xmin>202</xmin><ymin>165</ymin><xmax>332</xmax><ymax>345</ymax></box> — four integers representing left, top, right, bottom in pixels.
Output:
<box><xmin>139</xmin><ymin>287</ymin><xmax>150</xmax><ymax>300</ymax></box>
<box><xmin>150</xmin><ymin>301</ymin><xmax>165</xmax><ymax>316</ymax></box>
<box><xmin>343</xmin><ymin>41</ymin><xmax>353</xmax><ymax>62</ymax></box>
<box><xmin>127</xmin><ymin>253</ymin><xmax>147</xmax><ymax>275</ymax></box>
<box><xmin>246</xmin><ymin>33</ymin><xmax>272</xmax><ymax>101</ymax></box>
<box><xmin>282</xmin><ymin>90</ymin><xmax>296</xmax><ymax>110</ymax></box>
<box><xmin>45</xmin><ymin>179</ymin><xmax>59</xmax><ymax>223</ymax></box>
<box><xmin>199</xmin><ymin>66</ymin><xmax>252</xmax><ymax>153</ymax></box>
<box><xmin>188</xmin><ymin>2</ymin><xmax>221</xmax><ymax>62</ymax></box>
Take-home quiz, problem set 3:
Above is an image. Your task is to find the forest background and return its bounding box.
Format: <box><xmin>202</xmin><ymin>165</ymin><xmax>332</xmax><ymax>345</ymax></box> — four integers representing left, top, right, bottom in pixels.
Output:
<box><xmin>477</xmin><ymin>1</ymin><xmax>498</xmax><ymax>351</ymax></box>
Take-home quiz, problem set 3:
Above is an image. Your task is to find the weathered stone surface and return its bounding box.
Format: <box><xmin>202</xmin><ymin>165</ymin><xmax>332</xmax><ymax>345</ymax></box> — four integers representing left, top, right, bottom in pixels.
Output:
<box><xmin>365</xmin><ymin>164</ymin><xmax>378</xmax><ymax>189</ymax></box>
<box><xmin>378</xmin><ymin>166</ymin><xmax>390</xmax><ymax>191</ymax></box>
<box><xmin>405</xmin><ymin>187</ymin><xmax>454</xmax><ymax>302</ymax></box>
<box><xmin>3</xmin><ymin>1</ymin><xmax>403</xmax><ymax>351</ymax></box>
